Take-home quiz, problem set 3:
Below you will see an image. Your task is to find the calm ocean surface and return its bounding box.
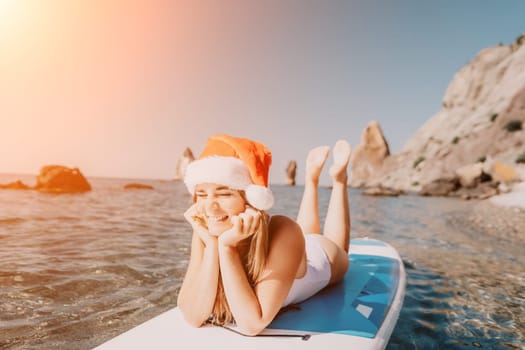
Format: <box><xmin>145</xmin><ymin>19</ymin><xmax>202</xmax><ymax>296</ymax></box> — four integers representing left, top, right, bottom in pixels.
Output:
<box><xmin>1</xmin><ymin>174</ymin><xmax>524</xmax><ymax>349</ymax></box>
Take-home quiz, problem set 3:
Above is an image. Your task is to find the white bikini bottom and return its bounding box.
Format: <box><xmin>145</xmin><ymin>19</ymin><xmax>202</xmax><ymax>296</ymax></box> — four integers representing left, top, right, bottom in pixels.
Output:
<box><xmin>282</xmin><ymin>234</ymin><xmax>332</xmax><ymax>307</ymax></box>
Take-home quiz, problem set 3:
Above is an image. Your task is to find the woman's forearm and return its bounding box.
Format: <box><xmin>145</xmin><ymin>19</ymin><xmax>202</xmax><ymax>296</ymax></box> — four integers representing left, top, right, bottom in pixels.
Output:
<box><xmin>178</xmin><ymin>240</ymin><xmax>220</xmax><ymax>327</ymax></box>
<box><xmin>218</xmin><ymin>245</ymin><xmax>269</xmax><ymax>335</ymax></box>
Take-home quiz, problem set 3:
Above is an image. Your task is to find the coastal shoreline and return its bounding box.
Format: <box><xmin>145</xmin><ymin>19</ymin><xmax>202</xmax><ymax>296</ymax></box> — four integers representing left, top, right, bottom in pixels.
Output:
<box><xmin>488</xmin><ymin>181</ymin><xmax>525</xmax><ymax>210</ymax></box>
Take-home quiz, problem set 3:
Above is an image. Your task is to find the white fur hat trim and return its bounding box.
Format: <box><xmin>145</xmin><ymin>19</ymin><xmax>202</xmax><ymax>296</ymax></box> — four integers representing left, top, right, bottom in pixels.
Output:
<box><xmin>184</xmin><ymin>156</ymin><xmax>274</xmax><ymax>210</ymax></box>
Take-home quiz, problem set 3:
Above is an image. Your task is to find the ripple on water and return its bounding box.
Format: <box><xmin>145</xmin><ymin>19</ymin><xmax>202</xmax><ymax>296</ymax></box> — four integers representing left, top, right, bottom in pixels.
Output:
<box><xmin>388</xmin><ymin>265</ymin><xmax>524</xmax><ymax>350</ymax></box>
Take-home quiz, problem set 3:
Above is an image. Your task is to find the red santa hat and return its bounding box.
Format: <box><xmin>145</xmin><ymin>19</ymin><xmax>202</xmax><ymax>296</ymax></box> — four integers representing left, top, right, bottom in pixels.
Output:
<box><xmin>184</xmin><ymin>134</ymin><xmax>274</xmax><ymax>210</ymax></box>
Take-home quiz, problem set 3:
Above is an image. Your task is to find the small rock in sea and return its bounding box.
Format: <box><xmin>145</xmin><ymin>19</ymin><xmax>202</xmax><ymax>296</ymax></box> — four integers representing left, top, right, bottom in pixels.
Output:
<box><xmin>0</xmin><ymin>180</ymin><xmax>31</xmax><ymax>190</ymax></box>
<box><xmin>124</xmin><ymin>183</ymin><xmax>154</xmax><ymax>190</ymax></box>
<box><xmin>286</xmin><ymin>160</ymin><xmax>297</xmax><ymax>186</ymax></box>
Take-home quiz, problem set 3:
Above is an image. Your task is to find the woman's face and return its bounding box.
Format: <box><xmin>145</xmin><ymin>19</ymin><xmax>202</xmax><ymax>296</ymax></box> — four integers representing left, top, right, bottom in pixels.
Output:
<box><xmin>194</xmin><ymin>183</ymin><xmax>246</xmax><ymax>236</ymax></box>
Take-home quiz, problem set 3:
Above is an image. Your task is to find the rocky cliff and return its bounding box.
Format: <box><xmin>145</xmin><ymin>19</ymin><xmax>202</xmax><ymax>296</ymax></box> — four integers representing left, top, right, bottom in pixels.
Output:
<box><xmin>357</xmin><ymin>35</ymin><xmax>525</xmax><ymax>192</ymax></box>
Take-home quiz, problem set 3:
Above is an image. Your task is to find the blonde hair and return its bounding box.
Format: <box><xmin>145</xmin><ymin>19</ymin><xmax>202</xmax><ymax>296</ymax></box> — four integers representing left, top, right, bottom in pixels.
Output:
<box><xmin>192</xmin><ymin>192</ymin><xmax>270</xmax><ymax>325</ymax></box>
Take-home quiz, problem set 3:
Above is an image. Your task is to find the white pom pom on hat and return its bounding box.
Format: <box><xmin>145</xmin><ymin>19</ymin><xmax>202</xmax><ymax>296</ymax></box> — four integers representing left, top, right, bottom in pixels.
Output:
<box><xmin>184</xmin><ymin>134</ymin><xmax>274</xmax><ymax>211</ymax></box>
<box><xmin>245</xmin><ymin>184</ymin><xmax>274</xmax><ymax>211</ymax></box>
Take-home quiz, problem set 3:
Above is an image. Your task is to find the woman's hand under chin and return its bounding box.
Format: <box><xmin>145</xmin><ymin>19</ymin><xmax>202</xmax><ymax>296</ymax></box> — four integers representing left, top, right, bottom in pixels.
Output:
<box><xmin>184</xmin><ymin>204</ymin><xmax>217</xmax><ymax>246</ymax></box>
<box><xmin>218</xmin><ymin>207</ymin><xmax>261</xmax><ymax>248</ymax></box>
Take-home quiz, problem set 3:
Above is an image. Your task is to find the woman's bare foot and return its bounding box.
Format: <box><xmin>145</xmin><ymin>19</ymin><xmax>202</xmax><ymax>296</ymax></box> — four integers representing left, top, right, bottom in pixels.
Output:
<box><xmin>329</xmin><ymin>140</ymin><xmax>352</xmax><ymax>183</ymax></box>
<box><xmin>305</xmin><ymin>146</ymin><xmax>330</xmax><ymax>184</ymax></box>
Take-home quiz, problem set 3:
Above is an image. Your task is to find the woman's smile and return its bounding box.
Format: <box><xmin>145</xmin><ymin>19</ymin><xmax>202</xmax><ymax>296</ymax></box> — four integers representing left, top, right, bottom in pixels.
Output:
<box><xmin>205</xmin><ymin>214</ymin><xmax>233</xmax><ymax>235</ymax></box>
<box><xmin>206</xmin><ymin>215</ymin><xmax>230</xmax><ymax>226</ymax></box>
<box><xmin>206</xmin><ymin>215</ymin><xmax>229</xmax><ymax>224</ymax></box>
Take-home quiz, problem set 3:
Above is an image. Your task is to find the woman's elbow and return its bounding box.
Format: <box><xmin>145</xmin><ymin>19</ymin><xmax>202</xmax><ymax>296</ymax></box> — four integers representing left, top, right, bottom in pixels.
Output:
<box><xmin>238</xmin><ymin>326</ymin><xmax>265</xmax><ymax>337</ymax></box>
<box><xmin>182</xmin><ymin>312</ymin><xmax>208</xmax><ymax>328</ymax></box>
<box><xmin>179</xmin><ymin>304</ymin><xmax>208</xmax><ymax>328</ymax></box>
<box><xmin>237</xmin><ymin>319</ymin><xmax>269</xmax><ymax>336</ymax></box>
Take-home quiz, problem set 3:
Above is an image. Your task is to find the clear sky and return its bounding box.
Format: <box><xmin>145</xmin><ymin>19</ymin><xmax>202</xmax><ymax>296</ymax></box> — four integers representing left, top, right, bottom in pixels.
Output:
<box><xmin>1</xmin><ymin>0</ymin><xmax>525</xmax><ymax>185</ymax></box>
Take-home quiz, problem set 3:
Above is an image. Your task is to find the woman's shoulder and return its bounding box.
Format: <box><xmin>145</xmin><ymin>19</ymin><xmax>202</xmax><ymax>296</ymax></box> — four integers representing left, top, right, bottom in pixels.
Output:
<box><xmin>268</xmin><ymin>215</ymin><xmax>299</xmax><ymax>230</ymax></box>
<box><xmin>268</xmin><ymin>215</ymin><xmax>303</xmax><ymax>243</ymax></box>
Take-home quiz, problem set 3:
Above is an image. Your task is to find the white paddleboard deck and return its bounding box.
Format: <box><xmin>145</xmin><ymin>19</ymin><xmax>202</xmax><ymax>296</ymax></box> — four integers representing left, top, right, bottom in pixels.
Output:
<box><xmin>94</xmin><ymin>238</ymin><xmax>406</xmax><ymax>350</ymax></box>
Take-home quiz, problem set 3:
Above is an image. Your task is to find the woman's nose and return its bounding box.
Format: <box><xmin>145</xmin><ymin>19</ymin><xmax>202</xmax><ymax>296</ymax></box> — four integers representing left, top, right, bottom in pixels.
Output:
<box><xmin>204</xmin><ymin>197</ymin><xmax>220</xmax><ymax>211</ymax></box>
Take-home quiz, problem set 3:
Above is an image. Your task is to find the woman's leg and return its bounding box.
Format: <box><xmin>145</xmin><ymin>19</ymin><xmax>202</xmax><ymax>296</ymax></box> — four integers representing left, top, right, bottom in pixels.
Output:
<box><xmin>296</xmin><ymin>146</ymin><xmax>330</xmax><ymax>235</ymax></box>
<box><xmin>323</xmin><ymin>140</ymin><xmax>352</xmax><ymax>252</ymax></box>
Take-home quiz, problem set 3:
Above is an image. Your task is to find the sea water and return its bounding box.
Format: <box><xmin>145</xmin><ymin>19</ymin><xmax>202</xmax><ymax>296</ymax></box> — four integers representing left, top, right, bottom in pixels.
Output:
<box><xmin>0</xmin><ymin>175</ymin><xmax>524</xmax><ymax>349</ymax></box>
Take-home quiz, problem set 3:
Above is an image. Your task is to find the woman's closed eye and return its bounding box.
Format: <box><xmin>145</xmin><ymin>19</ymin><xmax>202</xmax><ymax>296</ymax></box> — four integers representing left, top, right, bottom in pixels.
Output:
<box><xmin>216</xmin><ymin>192</ymin><xmax>232</xmax><ymax>197</ymax></box>
<box><xmin>195</xmin><ymin>192</ymin><xmax>232</xmax><ymax>198</ymax></box>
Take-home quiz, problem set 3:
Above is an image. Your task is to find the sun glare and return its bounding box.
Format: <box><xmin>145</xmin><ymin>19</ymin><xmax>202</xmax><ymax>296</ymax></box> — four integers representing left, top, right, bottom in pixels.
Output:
<box><xmin>0</xmin><ymin>0</ymin><xmax>19</xmax><ymax>26</ymax></box>
<box><xmin>0</xmin><ymin>0</ymin><xmax>15</xmax><ymax>15</ymax></box>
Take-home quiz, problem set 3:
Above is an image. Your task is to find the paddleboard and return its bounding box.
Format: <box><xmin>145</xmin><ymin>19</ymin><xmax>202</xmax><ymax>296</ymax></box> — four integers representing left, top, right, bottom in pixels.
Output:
<box><xmin>94</xmin><ymin>238</ymin><xmax>406</xmax><ymax>350</ymax></box>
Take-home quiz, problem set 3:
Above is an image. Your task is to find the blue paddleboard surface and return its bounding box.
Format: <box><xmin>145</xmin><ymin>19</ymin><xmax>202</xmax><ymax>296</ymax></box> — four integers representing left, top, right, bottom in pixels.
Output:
<box><xmin>269</xmin><ymin>240</ymin><xmax>400</xmax><ymax>338</ymax></box>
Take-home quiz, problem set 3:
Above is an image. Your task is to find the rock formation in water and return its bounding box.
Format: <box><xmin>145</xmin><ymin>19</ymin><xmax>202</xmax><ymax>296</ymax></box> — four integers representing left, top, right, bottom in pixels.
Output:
<box><xmin>350</xmin><ymin>121</ymin><xmax>390</xmax><ymax>187</ymax></box>
<box><xmin>286</xmin><ymin>160</ymin><xmax>297</xmax><ymax>186</ymax></box>
<box><xmin>355</xmin><ymin>34</ymin><xmax>525</xmax><ymax>196</ymax></box>
<box><xmin>35</xmin><ymin>165</ymin><xmax>91</xmax><ymax>193</ymax></box>
<box><xmin>124</xmin><ymin>183</ymin><xmax>154</xmax><ymax>190</ymax></box>
<box><xmin>174</xmin><ymin>147</ymin><xmax>195</xmax><ymax>180</ymax></box>
<box><xmin>0</xmin><ymin>180</ymin><xmax>31</xmax><ymax>190</ymax></box>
